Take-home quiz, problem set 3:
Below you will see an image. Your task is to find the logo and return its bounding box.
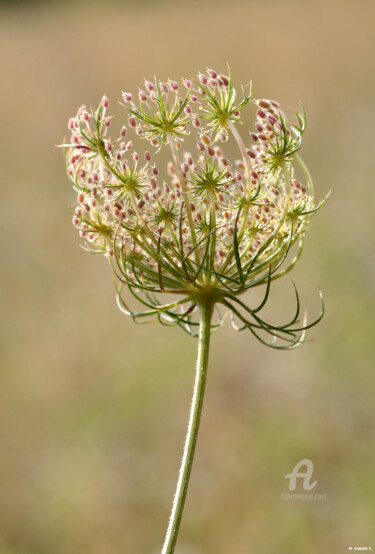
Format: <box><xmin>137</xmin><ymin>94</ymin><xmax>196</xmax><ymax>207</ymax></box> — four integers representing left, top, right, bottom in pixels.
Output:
<box><xmin>280</xmin><ymin>459</ymin><xmax>326</xmax><ymax>501</ymax></box>
<box><xmin>284</xmin><ymin>459</ymin><xmax>317</xmax><ymax>491</ymax></box>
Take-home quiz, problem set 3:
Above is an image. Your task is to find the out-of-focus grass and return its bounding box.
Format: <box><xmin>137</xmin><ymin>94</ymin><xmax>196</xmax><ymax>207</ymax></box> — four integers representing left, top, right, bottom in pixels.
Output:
<box><xmin>0</xmin><ymin>0</ymin><xmax>374</xmax><ymax>552</ymax></box>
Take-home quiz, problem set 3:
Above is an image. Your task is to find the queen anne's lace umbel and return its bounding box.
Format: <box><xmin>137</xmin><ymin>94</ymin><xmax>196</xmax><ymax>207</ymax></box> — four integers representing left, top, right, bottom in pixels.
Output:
<box><xmin>63</xmin><ymin>68</ymin><xmax>325</xmax><ymax>348</ymax></box>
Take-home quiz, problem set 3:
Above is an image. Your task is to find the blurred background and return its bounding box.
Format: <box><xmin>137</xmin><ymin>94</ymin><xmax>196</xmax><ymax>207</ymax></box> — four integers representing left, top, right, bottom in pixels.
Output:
<box><xmin>0</xmin><ymin>0</ymin><xmax>374</xmax><ymax>552</ymax></box>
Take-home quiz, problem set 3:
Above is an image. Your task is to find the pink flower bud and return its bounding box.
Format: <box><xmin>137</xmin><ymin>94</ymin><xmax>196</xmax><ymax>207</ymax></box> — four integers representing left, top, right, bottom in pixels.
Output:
<box><xmin>102</xmin><ymin>96</ymin><xmax>109</xmax><ymax>108</ymax></box>
<box><xmin>145</xmin><ymin>80</ymin><xmax>154</xmax><ymax>92</ymax></box>
<box><xmin>207</xmin><ymin>69</ymin><xmax>217</xmax><ymax>78</ymax></box>
<box><xmin>105</xmin><ymin>141</ymin><xmax>112</xmax><ymax>151</ymax></box>
<box><xmin>120</xmin><ymin>126</ymin><xmax>127</xmax><ymax>137</ymax></box>
<box><xmin>139</xmin><ymin>90</ymin><xmax>147</xmax><ymax>102</ymax></box>
<box><xmin>169</xmin><ymin>80</ymin><xmax>179</xmax><ymax>91</ymax></box>
<box><xmin>193</xmin><ymin>118</ymin><xmax>200</xmax><ymax>128</ymax></box>
<box><xmin>258</xmin><ymin>99</ymin><xmax>270</xmax><ymax>109</ymax></box>
<box><xmin>268</xmin><ymin>115</ymin><xmax>277</xmax><ymax>125</ymax></box>
<box><xmin>128</xmin><ymin>118</ymin><xmax>136</xmax><ymax>128</ymax></box>
<box><xmin>145</xmin><ymin>151</ymin><xmax>151</xmax><ymax>162</ymax></box>
<box><xmin>201</xmin><ymin>134</ymin><xmax>210</xmax><ymax>146</ymax></box>
<box><xmin>198</xmin><ymin>73</ymin><xmax>207</xmax><ymax>85</ymax></box>
<box><xmin>122</xmin><ymin>92</ymin><xmax>132</xmax><ymax>102</ymax></box>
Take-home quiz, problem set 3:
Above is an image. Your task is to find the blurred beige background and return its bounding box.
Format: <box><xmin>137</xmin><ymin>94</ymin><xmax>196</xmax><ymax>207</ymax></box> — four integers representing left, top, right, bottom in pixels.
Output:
<box><xmin>0</xmin><ymin>0</ymin><xmax>374</xmax><ymax>552</ymax></box>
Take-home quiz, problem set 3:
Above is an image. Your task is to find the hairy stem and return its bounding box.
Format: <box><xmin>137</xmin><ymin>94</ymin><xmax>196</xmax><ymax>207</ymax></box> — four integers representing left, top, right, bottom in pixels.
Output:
<box><xmin>162</xmin><ymin>301</ymin><xmax>214</xmax><ymax>554</ymax></box>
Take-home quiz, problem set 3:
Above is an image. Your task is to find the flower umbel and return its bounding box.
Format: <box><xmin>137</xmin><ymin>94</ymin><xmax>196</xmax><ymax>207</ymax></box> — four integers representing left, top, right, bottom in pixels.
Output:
<box><xmin>62</xmin><ymin>69</ymin><xmax>325</xmax><ymax>347</ymax></box>
<box><xmin>61</xmin><ymin>69</ymin><xmax>326</xmax><ymax>554</ymax></box>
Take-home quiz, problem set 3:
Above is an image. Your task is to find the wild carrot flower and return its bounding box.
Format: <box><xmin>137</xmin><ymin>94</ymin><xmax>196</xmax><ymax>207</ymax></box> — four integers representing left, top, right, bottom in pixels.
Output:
<box><xmin>61</xmin><ymin>68</ymin><xmax>326</xmax><ymax>553</ymax></box>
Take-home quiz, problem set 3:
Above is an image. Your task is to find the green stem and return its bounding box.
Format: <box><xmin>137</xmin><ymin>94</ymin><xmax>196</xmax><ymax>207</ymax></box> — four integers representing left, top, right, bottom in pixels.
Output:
<box><xmin>295</xmin><ymin>154</ymin><xmax>314</xmax><ymax>196</ymax></box>
<box><xmin>208</xmin><ymin>191</ymin><xmax>216</xmax><ymax>278</ymax></box>
<box><xmin>168</xmin><ymin>138</ymin><xmax>200</xmax><ymax>267</ymax></box>
<box><xmin>218</xmin><ymin>122</ymin><xmax>252</xmax><ymax>276</ymax></box>
<box><xmin>162</xmin><ymin>301</ymin><xmax>214</xmax><ymax>554</ymax></box>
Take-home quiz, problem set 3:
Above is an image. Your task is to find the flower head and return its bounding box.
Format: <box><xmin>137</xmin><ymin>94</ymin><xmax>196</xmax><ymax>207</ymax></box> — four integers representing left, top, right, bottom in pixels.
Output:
<box><xmin>61</xmin><ymin>69</ymin><xmax>326</xmax><ymax>348</ymax></box>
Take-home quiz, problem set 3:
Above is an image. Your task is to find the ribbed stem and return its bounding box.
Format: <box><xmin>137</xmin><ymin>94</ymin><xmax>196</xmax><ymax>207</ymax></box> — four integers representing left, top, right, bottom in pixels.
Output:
<box><xmin>162</xmin><ymin>302</ymin><xmax>214</xmax><ymax>554</ymax></box>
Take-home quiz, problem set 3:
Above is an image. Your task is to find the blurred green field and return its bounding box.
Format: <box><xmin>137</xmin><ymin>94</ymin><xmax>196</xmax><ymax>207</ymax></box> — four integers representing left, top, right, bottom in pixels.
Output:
<box><xmin>0</xmin><ymin>0</ymin><xmax>374</xmax><ymax>552</ymax></box>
